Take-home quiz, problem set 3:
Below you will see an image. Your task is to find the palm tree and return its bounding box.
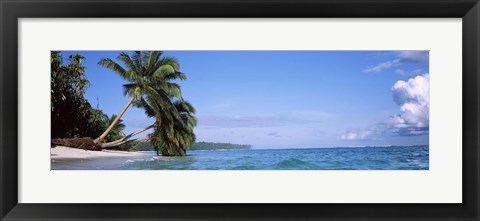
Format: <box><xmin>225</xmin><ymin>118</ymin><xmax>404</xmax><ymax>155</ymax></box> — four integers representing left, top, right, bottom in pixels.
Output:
<box><xmin>94</xmin><ymin>51</ymin><xmax>185</xmax><ymax>145</ymax></box>
<box><xmin>128</xmin><ymin>84</ymin><xmax>196</xmax><ymax>156</ymax></box>
<box><xmin>150</xmin><ymin>100</ymin><xmax>197</xmax><ymax>156</ymax></box>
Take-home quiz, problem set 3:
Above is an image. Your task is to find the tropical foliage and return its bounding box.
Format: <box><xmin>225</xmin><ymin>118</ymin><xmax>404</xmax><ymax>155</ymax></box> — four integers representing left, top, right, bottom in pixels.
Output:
<box><xmin>97</xmin><ymin>51</ymin><xmax>197</xmax><ymax>156</ymax></box>
<box><xmin>51</xmin><ymin>51</ymin><xmax>197</xmax><ymax>155</ymax></box>
<box><xmin>190</xmin><ymin>142</ymin><xmax>252</xmax><ymax>150</ymax></box>
<box><xmin>129</xmin><ymin>142</ymin><xmax>155</xmax><ymax>151</ymax></box>
<box><xmin>104</xmin><ymin>115</ymin><xmax>126</xmax><ymax>142</ymax></box>
<box><xmin>51</xmin><ymin>52</ymin><xmax>124</xmax><ymax>141</ymax></box>
<box><xmin>140</xmin><ymin>98</ymin><xmax>197</xmax><ymax>156</ymax></box>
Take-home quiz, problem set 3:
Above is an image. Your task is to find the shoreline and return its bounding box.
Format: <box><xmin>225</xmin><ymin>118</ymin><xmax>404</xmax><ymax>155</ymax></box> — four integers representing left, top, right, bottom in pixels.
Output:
<box><xmin>51</xmin><ymin>146</ymin><xmax>145</xmax><ymax>160</ymax></box>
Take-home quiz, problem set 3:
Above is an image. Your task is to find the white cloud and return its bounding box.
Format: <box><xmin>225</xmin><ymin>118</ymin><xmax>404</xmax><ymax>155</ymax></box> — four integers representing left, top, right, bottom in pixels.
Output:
<box><xmin>340</xmin><ymin>131</ymin><xmax>367</xmax><ymax>140</ymax></box>
<box><xmin>397</xmin><ymin>51</ymin><xmax>429</xmax><ymax>63</ymax></box>
<box><xmin>340</xmin><ymin>128</ymin><xmax>382</xmax><ymax>141</ymax></box>
<box><xmin>394</xmin><ymin>68</ymin><xmax>423</xmax><ymax>76</ymax></box>
<box><xmin>390</xmin><ymin>73</ymin><xmax>430</xmax><ymax>129</ymax></box>
<box><xmin>340</xmin><ymin>73</ymin><xmax>430</xmax><ymax>140</ymax></box>
<box><xmin>364</xmin><ymin>51</ymin><xmax>429</xmax><ymax>73</ymax></box>
<box><xmin>364</xmin><ymin>59</ymin><xmax>401</xmax><ymax>73</ymax></box>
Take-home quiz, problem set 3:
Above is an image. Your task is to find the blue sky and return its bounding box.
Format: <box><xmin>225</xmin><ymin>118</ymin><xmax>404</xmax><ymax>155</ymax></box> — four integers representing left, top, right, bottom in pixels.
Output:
<box><xmin>61</xmin><ymin>51</ymin><xmax>429</xmax><ymax>149</ymax></box>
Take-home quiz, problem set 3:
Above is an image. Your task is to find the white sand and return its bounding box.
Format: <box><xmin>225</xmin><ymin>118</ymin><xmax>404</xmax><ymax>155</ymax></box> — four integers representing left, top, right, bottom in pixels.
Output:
<box><xmin>51</xmin><ymin>146</ymin><xmax>143</xmax><ymax>160</ymax></box>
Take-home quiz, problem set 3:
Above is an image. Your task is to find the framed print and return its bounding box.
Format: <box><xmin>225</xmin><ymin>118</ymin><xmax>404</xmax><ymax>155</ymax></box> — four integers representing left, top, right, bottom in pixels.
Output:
<box><xmin>1</xmin><ymin>0</ymin><xmax>479</xmax><ymax>220</ymax></box>
<box><xmin>49</xmin><ymin>50</ymin><xmax>431</xmax><ymax>171</ymax></box>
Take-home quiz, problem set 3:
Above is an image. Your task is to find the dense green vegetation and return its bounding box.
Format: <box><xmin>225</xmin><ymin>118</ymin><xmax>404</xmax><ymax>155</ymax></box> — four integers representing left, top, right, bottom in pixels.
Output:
<box><xmin>97</xmin><ymin>51</ymin><xmax>196</xmax><ymax>156</ymax></box>
<box><xmin>51</xmin><ymin>52</ymin><xmax>124</xmax><ymax>142</ymax></box>
<box><xmin>51</xmin><ymin>51</ymin><xmax>197</xmax><ymax>156</ymax></box>
<box><xmin>129</xmin><ymin>142</ymin><xmax>155</xmax><ymax>151</ymax></box>
<box><xmin>190</xmin><ymin>142</ymin><xmax>252</xmax><ymax>150</ymax></box>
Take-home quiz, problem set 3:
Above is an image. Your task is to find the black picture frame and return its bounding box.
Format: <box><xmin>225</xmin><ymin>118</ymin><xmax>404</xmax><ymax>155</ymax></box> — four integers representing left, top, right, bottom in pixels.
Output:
<box><xmin>1</xmin><ymin>0</ymin><xmax>479</xmax><ymax>220</ymax></box>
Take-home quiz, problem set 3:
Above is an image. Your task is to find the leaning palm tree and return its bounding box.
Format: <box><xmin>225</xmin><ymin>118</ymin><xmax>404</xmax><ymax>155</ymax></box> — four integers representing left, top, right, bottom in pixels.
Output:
<box><xmin>131</xmin><ymin>88</ymin><xmax>196</xmax><ymax>156</ymax></box>
<box><xmin>150</xmin><ymin>100</ymin><xmax>197</xmax><ymax>156</ymax></box>
<box><xmin>94</xmin><ymin>51</ymin><xmax>185</xmax><ymax>145</ymax></box>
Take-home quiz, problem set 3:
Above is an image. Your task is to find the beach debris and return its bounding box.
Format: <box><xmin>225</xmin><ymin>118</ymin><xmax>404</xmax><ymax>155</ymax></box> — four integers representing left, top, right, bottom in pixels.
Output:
<box><xmin>51</xmin><ymin>137</ymin><xmax>101</xmax><ymax>151</ymax></box>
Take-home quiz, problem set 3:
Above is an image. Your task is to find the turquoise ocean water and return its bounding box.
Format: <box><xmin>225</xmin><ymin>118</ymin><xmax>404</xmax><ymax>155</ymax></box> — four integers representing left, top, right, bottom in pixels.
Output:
<box><xmin>52</xmin><ymin>145</ymin><xmax>429</xmax><ymax>170</ymax></box>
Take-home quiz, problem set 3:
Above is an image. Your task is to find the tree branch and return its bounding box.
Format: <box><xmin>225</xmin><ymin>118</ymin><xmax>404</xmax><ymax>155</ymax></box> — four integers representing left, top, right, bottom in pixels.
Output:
<box><xmin>100</xmin><ymin>124</ymin><xmax>154</xmax><ymax>148</ymax></box>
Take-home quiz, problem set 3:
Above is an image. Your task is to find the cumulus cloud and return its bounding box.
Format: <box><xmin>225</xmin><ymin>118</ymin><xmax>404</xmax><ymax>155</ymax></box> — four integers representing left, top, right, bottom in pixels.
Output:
<box><xmin>340</xmin><ymin>73</ymin><xmax>430</xmax><ymax>140</ymax></box>
<box><xmin>389</xmin><ymin>73</ymin><xmax>430</xmax><ymax>135</ymax></box>
<box><xmin>364</xmin><ymin>51</ymin><xmax>429</xmax><ymax>73</ymax></box>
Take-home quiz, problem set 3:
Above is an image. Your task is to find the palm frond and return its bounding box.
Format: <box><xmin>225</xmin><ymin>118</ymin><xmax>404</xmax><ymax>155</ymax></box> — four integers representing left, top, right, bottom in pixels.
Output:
<box><xmin>98</xmin><ymin>58</ymin><xmax>130</xmax><ymax>79</ymax></box>
<box><xmin>144</xmin><ymin>51</ymin><xmax>162</xmax><ymax>74</ymax></box>
<box><xmin>122</xmin><ymin>83</ymin><xmax>139</xmax><ymax>97</ymax></box>
<box><xmin>152</xmin><ymin>64</ymin><xmax>176</xmax><ymax>80</ymax></box>
<box><xmin>117</xmin><ymin>52</ymin><xmax>139</xmax><ymax>75</ymax></box>
<box><xmin>159</xmin><ymin>56</ymin><xmax>180</xmax><ymax>70</ymax></box>
<box><xmin>148</xmin><ymin>56</ymin><xmax>179</xmax><ymax>77</ymax></box>
<box><xmin>163</xmin><ymin>71</ymin><xmax>187</xmax><ymax>81</ymax></box>
<box><xmin>132</xmin><ymin>51</ymin><xmax>143</xmax><ymax>74</ymax></box>
<box><xmin>132</xmin><ymin>97</ymin><xmax>156</xmax><ymax>118</ymax></box>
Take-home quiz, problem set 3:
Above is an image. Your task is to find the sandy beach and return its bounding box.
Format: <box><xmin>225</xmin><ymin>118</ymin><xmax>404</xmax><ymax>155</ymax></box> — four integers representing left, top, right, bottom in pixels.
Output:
<box><xmin>51</xmin><ymin>146</ymin><xmax>143</xmax><ymax>160</ymax></box>
<box><xmin>51</xmin><ymin>146</ymin><xmax>154</xmax><ymax>170</ymax></box>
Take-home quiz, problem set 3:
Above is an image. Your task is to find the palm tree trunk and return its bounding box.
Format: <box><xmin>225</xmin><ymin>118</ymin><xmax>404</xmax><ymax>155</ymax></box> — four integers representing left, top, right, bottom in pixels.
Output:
<box><xmin>100</xmin><ymin>124</ymin><xmax>154</xmax><ymax>148</ymax></box>
<box><xmin>94</xmin><ymin>96</ymin><xmax>135</xmax><ymax>144</ymax></box>
<box><xmin>102</xmin><ymin>137</ymin><xmax>149</xmax><ymax>148</ymax></box>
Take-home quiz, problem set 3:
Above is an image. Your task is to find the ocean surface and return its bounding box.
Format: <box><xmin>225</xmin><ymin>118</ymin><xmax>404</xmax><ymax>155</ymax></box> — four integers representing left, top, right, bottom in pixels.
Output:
<box><xmin>52</xmin><ymin>145</ymin><xmax>429</xmax><ymax>170</ymax></box>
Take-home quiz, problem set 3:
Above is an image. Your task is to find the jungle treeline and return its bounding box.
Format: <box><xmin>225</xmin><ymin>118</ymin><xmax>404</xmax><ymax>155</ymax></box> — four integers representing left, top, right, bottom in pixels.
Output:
<box><xmin>190</xmin><ymin>142</ymin><xmax>252</xmax><ymax>150</ymax></box>
<box><xmin>51</xmin><ymin>51</ymin><xmax>196</xmax><ymax>156</ymax></box>
<box><xmin>130</xmin><ymin>141</ymin><xmax>252</xmax><ymax>151</ymax></box>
